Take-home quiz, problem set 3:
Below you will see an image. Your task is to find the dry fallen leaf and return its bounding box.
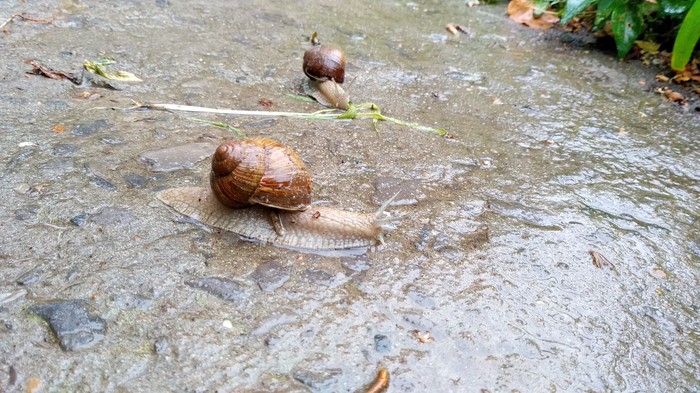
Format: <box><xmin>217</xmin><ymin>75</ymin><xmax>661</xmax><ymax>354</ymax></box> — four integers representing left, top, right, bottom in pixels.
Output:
<box><xmin>412</xmin><ymin>330</ymin><xmax>434</xmax><ymax>343</ymax></box>
<box><xmin>258</xmin><ymin>98</ymin><xmax>273</xmax><ymax>107</ymax></box>
<box><xmin>52</xmin><ymin>124</ymin><xmax>65</xmax><ymax>133</ymax></box>
<box><xmin>657</xmin><ymin>87</ymin><xmax>686</xmax><ymax>102</ymax></box>
<box><xmin>672</xmin><ymin>63</ymin><xmax>700</xmax><ymax>83</ymax></box>
<box><xmin>26</xmin><ymin>60</ymin><xmax>80</xmax><ymax>83</ymax></box>
<box><xmin>507</xmin><ymin>0</ymin><xmax>560</xmax><ymax>30</ymax></box>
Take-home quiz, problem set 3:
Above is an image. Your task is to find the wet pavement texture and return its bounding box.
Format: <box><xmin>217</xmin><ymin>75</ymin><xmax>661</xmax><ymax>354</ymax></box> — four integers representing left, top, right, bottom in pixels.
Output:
<box><xmin>1</xmin><ymin>0</ymin><xmax>699</xmax><ymax>392</ymax></box>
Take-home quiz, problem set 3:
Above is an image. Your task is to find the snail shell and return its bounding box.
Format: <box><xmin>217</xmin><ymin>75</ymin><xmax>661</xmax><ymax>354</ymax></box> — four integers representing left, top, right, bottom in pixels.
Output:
<box><xmin>303</xmin><ymin>45</ymin><xmax>346</xmax><ymax>83</ymax></box>
<box><xmin>210</xmin><ymin>138</ymin><xmax>312</xmax><ymax>211</ymax></box>
<box><xmin>302</xmin><ymin>45</ymin><xmax>350</xmax><ymax>110</ymax></box>
<box><xmin>157</xmin><ymin>187</ymin><xmax>397</xmax><ymax>251</ymax></box>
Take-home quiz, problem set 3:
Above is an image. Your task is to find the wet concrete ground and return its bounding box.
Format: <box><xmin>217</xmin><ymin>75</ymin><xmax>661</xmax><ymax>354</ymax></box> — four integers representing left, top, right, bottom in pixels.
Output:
<box><xmin>1</xmin><ymin>0</ymin><xmax>699</xmax><ymax>392</ymax></box>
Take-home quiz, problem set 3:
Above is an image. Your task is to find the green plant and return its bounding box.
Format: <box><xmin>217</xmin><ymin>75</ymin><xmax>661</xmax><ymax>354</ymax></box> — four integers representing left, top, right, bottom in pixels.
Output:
<box><xmin>559</xmin><ymin>0</ymin><xmax>698</xmax><ymax>65</ymax></box>
<box><xmin>671</xmin><ymin>0</ymin><xmax>700</xmax><ymax>70</ymax></box>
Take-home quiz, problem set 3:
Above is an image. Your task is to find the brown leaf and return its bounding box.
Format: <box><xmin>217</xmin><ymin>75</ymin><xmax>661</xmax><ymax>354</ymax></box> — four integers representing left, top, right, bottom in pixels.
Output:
<box><xmin>657</xmin><ymin>87</ymin><xmax>686</xmax><ymax>102</ymax></box>
<box><xmin>258</xmin><ymin>98</ymin><xmax>273</xmax><ymax>108</ymax></box>
<box><xmin>664</xmin><ymin>90</ymin><xmax>685</xmax><ymax>102</ymax></box>
<box><xmin>507</xmin><ymin>0</ymin><xmax>560</xmax><ymax>30</ymax></box>
<box><xmin>52</xmin><ymin>124</ymin><xmax>65</xmax><ymax>133</ymax></box>
<box><xmin>672</xmin><ymin>64</ymin><xmax>700</xmax><ymax>83</ymax></box>
<box><xmin>26</xmin><ymin>60</ymin><xmax>80</xmax><ymax>83</ymax></box>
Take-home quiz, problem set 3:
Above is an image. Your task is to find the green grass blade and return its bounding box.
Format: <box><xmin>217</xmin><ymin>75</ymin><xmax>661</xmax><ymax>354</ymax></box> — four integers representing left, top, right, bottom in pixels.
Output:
<box><xmin>671</xmin><ymin>0</ymin><xmax>700</xmax><ymax>70</ymax></box>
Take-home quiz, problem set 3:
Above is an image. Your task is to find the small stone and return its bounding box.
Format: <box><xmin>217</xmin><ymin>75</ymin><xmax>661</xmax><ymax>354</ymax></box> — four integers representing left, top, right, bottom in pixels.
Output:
<box><xmin>374</xmin><ymin>334</ymin><xmax>391</xmax><ymax>353</ymax></box>
<box><xmin>123</xmin><ymin>174</ymin><xmax>149</xmax><ymax>188</ymax></box>
<box><xmin>302</xmin><ymin>269</ymin><xmax>345</xmax><ymax>287</ymax></box>
<box><xmin>16</xmin><ymin>266</ymin><xmax>44</xmax><ymax>286</ymax></box>
<box><xmin>52</xmin><ymin>144</ymin><xmax>79</xmax><ymax>157</ymax></box>
<box><xmin>90</xmin><ymin>176</ymin><xmax>116</xmax><ymax>191</ymax></box>
<box><xmin>154</xmin><ymin>337</ymin><xmax>170</xmax><ymax>356</ymax></box>
<box><xmin>71</xmin><ymin>119</ymin><xmax>109</xmax><ymax>136</ymax></box>
<box><xmin>90</xmin><ymin>207</ymin><xmax>135</xmax><ymax>226</ymax></box>
<box><xmin>13</xmin><ymin>183</ymin><xmax>31</xmax><ymax>194</ymax></box>
<box><xmin>222</xmin><ymin>319</ymin><xmax>233</xmax><ymax>329</ymax></box>
<box><xmin>651</xmin><ymin>268</ymin><xmax>668</xmax><ymax>279</ymax></box>
<box><xmin>292</xmin><ymin>368</ymin><xmax>342</xmax><ymax>390</ymax></box>
<box><xmin>14</xmin><ymin>205</ymin><xmax>40</xmax><ymax>221</ymax></box>
<box><xmin>340</xmin><ymin>255</ymin><xmax>371</xmax><ymax>272</ymax></box>
<box><xmin>251</xmin><ymin>260</ymin><xmax>290</xmax><ymax>292</ymax></box>
<box><xmin>185</xmin><ymin>277</ymin><xmax>249</xmax><ymax>302</ymax></box>
<box><xmin>29</xmin><ymin>300</ymin><xmax>106</xmax><ymax>351</ymax></box>
<box><xmin>70</xmin><ymin>213</ymin><xmax>89</xmax><ymax>227</ymax></box>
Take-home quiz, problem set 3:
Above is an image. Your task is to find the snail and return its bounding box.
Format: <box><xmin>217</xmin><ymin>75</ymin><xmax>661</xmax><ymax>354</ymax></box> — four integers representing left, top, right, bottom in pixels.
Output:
<box><xmin>157</xmin><ymin>138</ymin><xmax>399</xmax><ymax>252</ymax></box>
<box><xmin>302</xmin><ymin>45</ymin><xmax>350</xmax><ymax>110</ymax></box>
<box><xmin>209</xmin><ymin>138</ymin><xmax>312</xmax><ymax>235</ymax></box>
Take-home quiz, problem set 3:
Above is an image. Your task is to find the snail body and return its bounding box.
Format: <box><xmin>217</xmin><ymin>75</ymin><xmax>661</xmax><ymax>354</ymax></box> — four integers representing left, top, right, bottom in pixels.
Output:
<box><xmin>157</xmin><ymin>187</ymin><xmax>395</xmax><ymax>251</ymax></box>
<box><xmin>158</xmin><ymin>139</ymin><xmax>398</xmax><ymax>252</ymax></box>
<box><xmin>302</xmin><ymin>45</ymin><xmax>350</xmax><ymax>110</ymax></box>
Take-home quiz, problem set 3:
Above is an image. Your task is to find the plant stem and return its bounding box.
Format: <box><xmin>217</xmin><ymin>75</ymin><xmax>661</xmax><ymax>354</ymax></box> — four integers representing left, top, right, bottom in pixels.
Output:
<box><xmin>137</xmin><ymin>102</ymin><xmax>448</xmax><ymax>136</ymax></box>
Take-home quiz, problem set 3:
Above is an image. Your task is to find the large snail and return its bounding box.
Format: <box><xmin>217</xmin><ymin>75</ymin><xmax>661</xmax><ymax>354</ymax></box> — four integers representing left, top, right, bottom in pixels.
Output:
<box><xmin>302</xmin><ymin>45</ymin><xmax>350</xmax><ymax>110</ymax></box>
<box><xmin>157</xmin><ymin>138</ymin><xmax>398</xmax><ymax>252</ymax></box>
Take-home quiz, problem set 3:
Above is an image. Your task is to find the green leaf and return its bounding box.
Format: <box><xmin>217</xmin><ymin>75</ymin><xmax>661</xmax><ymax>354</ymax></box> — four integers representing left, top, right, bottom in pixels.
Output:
<box><xmin>594</xmin><ymin>0</ymin><xmax>614</xmax><ymax>29</ymax></box>
<box><xmin>635</xmin><ymin>40</ymin><xmax>661</xmax><ymax>54</ymax></box>
<box><xmin>532</xmin><ymin>0</ymin><xmax>551</xmax><ymax>17</ymax></box>
<box><xmin>83</xmin><ymin>60</ymin><xmax>142</xmax><ymax>82</ymax></box>
<box><xmin>561</xmin><ymin>0</ymin><xmax>597</xmax><ymax>24</ymax></box>
<box><xmin>611</xmin><ymin>4</ymin><xmax>644</xmax><ymax>58</ymax></box>
<box><xmin>92</xmin><ymin>57</ymin><xmax>116</xmax><ymax>66</ymax></box>
<box><xmin>658</xmin><ymin>0</ymin><xmax>693</xmax><ymax>14</ymax></box>
<box><xmin>671</xmin><ymin>0</ymin><xmax>700</xmax><ymax>70</ymax></box>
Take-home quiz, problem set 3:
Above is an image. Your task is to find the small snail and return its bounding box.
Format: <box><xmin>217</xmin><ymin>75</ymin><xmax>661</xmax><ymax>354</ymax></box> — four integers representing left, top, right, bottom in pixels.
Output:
<box><xmin>157</xmin><ymin>139</ymin><xmax>398</xmax><ymax>252</ymax></box>
<box><xmin>302</xmin><ymin>45</ymin><xmax>350</xmax><ymax>110</ymax></box>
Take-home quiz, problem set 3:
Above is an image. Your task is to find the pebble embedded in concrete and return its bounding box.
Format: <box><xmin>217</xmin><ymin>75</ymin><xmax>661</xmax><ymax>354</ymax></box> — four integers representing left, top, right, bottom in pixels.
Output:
<box><xmin>28</xmin><ymin>300</ymin><xmax>106</xmax><ymax>351</ymax></box>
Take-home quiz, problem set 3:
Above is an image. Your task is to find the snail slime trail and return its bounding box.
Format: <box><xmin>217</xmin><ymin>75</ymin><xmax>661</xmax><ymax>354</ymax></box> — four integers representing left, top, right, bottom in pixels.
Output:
<box><xmin>157</xmin><ymin>139</ymin><xmax>400</xmax><ymax>253</ymax></box>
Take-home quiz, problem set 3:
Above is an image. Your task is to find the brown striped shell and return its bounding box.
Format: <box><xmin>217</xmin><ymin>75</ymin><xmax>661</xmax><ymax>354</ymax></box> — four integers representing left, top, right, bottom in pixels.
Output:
<box><xmin>210</xmin><ymin>138</ymin><xmax>312</xmax><ymax>211</ymax></box>
<box><xmin>303</xmin><ymin>45</ymin><xmax>346</xmax><ymax>83</ymax></box>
